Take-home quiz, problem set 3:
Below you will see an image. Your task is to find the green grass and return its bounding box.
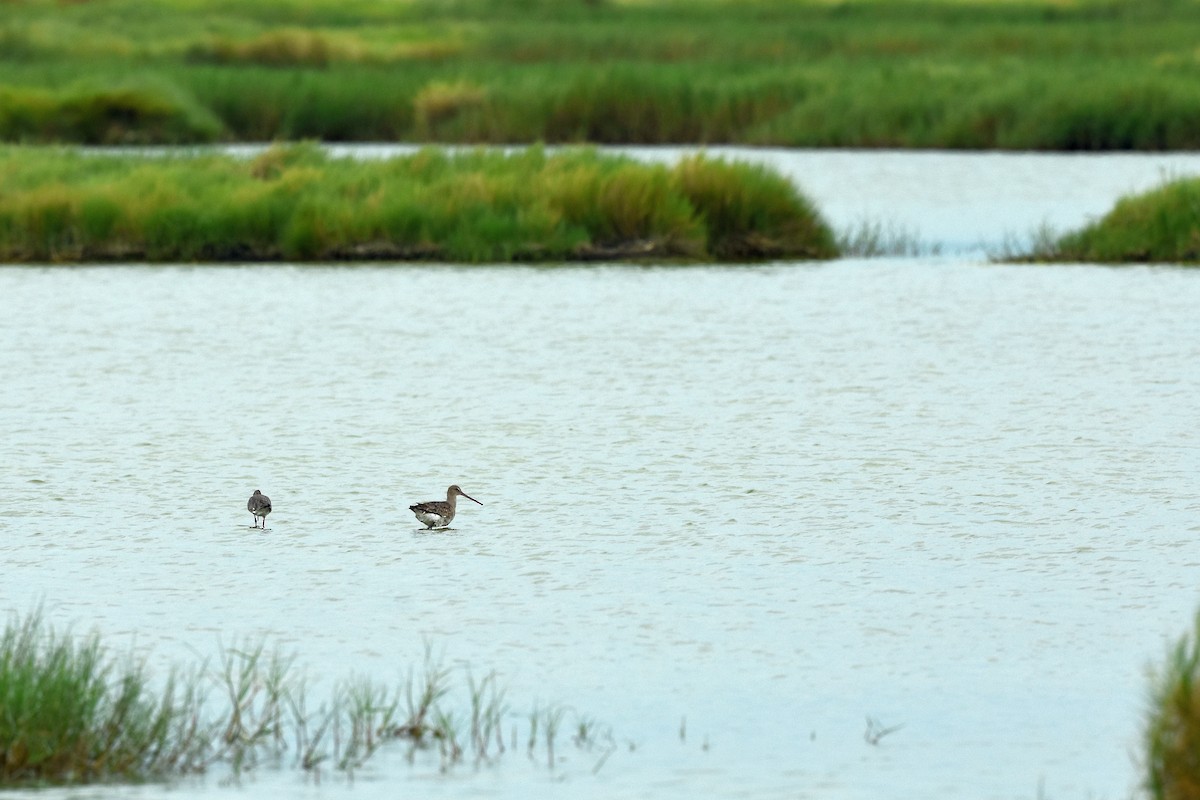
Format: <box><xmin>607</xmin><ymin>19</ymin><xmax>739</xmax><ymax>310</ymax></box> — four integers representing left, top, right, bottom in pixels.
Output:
<box><xmin>1145</xmin><ymin>609</ymin><xmax>1200</xmax><ymax>800</ymax></box>
<box><xmin>0</xmin><ymin>143</ymin><xmax>837</xmax><ymax>263</ymax></box>
<box><xmin>0</xmin><ymin>608</ymin><xmax>612</xmax><ymax>787</ymax></box>
<box><xmin>0</xmin><ymin>79</ymin><xmax>223</xmax><ymax>145</ymax></box>
<box><xmin>3</xmin><ymin>0</ymin><xmax>1200</xmax><ymax>148</ymax></box>
<box><xmin>0</xmin><ymin>608</ymin><xmax>211</xmax><ymax>784</ymax></box>
<box><xmin>1022</xmin><ymin>178</ymin><xmax>1200</xmax><ymax>264</ymax></box>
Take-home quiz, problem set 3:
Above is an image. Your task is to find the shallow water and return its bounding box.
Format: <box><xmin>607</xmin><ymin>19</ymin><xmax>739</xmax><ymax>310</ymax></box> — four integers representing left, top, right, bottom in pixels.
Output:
<box><xmin>4</xmin><ymin>152</ymin><xmax>1200</xmax><ymax>800</ymax></box>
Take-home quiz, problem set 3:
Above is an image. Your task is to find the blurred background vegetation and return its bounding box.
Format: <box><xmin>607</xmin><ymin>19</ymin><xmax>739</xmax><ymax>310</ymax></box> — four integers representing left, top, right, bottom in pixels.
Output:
<box><xmin>3</xmin><ymin>0</ymin><xmax>1200</xmax><ymax>148</ymax></box>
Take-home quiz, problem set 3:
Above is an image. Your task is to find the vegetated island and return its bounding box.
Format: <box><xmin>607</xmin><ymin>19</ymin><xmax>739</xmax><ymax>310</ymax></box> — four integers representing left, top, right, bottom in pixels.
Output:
<box><xmin>1023</xmin><ymin>178</ymin><xmax>1200</xmax><ymax>265</ymax></box>
<box><xmin>0</xmin><ymin>144</ymin><xmax>837</xmax><ymax>263</ymax></box>
<box><xmin>3</xmin><ymin>0</ymin><xmax>1200</xmax><ymax>150</ymax></box>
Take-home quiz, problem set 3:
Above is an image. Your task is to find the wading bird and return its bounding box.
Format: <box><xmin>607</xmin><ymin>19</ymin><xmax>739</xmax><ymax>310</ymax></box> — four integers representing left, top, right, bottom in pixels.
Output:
<box><xmin>248</xmin><ymin>489</ymin><xmax>272</xmax><ymax>529</ymax></box>
<box><xmin>409</xmin><ymin>485</ymin><xmax>482</xmax><ymax>529</ymax></box>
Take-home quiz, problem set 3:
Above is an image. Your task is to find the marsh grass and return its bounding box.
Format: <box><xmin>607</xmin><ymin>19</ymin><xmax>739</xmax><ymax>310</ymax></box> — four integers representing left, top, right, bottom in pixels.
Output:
<box><xmin>1019</xmin><ymin>178</ymin><xmax>1200</xmax><ymax>264</ymax></box>
<box><xmin>674</xmin><ymin>153</ymin><xmax>837</xmax><ymax>259</ymax></box>
<box><xmin>4</xmin><ymin>1</ymin><xmax>1200</xmax><ymax>148</ymax></box>
<box><xmin>539</xmin><ymin>704</ymin><xmax>568</xmax><ymax>770</ymax></box>
<box><xmin>1146</xmin><ymin>610</ymin><xmax>1200</xmax><ymax>800</ymax></box>
<box><xmin>0</xmin><ymin>143</ymin><xmax>836</xmax><ymax>263</ymax></box>
<box><xmin>466</xmin><ymin>670</ymin><xmax>508</xmax><ymax>762</ymax></box>
<box><xmin>212</xmin><ymin>641</ymin><xmax>296</xmax><ymax>774</ymax></box>
<box><xmin>837</xmin><ymin>218</ymin><xmax>939</xmax><ymax>258</ymax></box>
<box><xmin>0</xmin><ymin>610</ymin><xmax>608</xmax><ymax>788</ymax></box>
<box><xmin>988</xmin><ymin>221</ymin><xmax>1062</xmax><ymax>263</ymax></box>
<box><xmin>0</xmin><ymin>609</ymin><xmax>213</xmax><ymax>785</ymax></box>
<box><xmin>186</xmin><ymin>29</ymin><xmax>340</xmax><ymax>68</ymax></box>
<box><xmin>413</xmin><ymin>81</ymin><xmax>488</xmax><ymax>140</ymax></box>
<box><xmin>0</xmin><ymin>80</ymin><xmax>222</xmax><ymax>145</ymax></box>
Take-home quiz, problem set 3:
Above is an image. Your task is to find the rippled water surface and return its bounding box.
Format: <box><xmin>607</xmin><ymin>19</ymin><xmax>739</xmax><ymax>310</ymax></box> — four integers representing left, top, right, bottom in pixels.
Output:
<box><xmin>4</xmin><ymin>154</ymin><xmax>1200</xmax><ymax>800</ymax></box>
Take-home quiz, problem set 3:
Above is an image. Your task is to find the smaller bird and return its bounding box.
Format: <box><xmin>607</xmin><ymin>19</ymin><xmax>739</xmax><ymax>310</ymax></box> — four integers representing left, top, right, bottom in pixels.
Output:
<box><xmin>247</xmin><ymin>489</ymin><xmax>272</xmax><ymax>529</ymax></box>
<box><xmin>409</xmin><ymin>485</ymin><xmax>482</xmax><ymax>529</ymax></box>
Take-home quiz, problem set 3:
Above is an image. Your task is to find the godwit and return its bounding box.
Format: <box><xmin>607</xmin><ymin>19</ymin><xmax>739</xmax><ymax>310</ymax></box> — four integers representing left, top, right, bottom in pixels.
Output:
<box><xmin>247</xmin><ymin>489</ymin><xmax>272</xmax><ymax>529</ymax></box>
<box><xmin>409</xmin><ymin>485</ymin><xmax>482</xmax><ymax>529</ymax></box>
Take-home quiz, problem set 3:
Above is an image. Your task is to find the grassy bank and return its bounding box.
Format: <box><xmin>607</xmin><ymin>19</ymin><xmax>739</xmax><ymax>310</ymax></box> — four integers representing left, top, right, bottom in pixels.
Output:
<box><xmin>0</xmin><ymin>609</ymin><xmax>611</xmax><ymax>786</ymax></box>
<box><xmin>1023</xmin><ymin>178</ymin><xmax>1200</xmax><ymax>264</ymax></box>
<box><xmin>0</xmin><ymin>144</ymin><xmax>836</xmax><ymax>263</ymax></box>
<box><xmin>3</xmin><ymin>0</ymin><xmax>1200</xmax><ymax>149</ymax></box>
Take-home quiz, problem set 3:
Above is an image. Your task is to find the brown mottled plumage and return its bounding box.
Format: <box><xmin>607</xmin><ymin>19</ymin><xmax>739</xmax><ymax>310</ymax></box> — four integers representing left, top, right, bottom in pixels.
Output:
<box><xmin>409</xmin><ymin>485</ymin><xmax>482</xmax><ymax>529</ymax></box>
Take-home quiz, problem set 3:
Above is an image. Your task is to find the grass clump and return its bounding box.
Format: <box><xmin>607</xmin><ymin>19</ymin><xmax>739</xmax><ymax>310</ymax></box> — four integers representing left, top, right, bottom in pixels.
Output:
<box><xmin>674</xmin><ymin>154</ymin><xmax>837</xmax><ymax>259</ymax></box>
<box><xmin>1145</xmin><ymin>609</ymin><xmax>1200</xmax><ymax>800</ymax></box>
<box><xmin>0</xmin><ymin>80</ymin><xmax>222</xmax><ymax>145</ymax></box>
<box><xmin>0</xmin><ymin>608</ymin><xmax>211</xmax><ymax>785</ymax></box>
<box><xmin>1022</xmin><ymin>178</ymin><xmax>1200</xmax><ymax>264</ymax></box>
<box><xmin>0</xmin><ymin>144</ymin><xmax>837</xmax><ymax>263</ymax></box>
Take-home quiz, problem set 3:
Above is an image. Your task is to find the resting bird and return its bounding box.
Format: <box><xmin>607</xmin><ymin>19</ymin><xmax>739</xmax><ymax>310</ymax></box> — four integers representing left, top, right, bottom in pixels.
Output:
<box><xmin>247</xmin><ymin>489</ymin><xmax>272</xmax><ymax>529</ymax></box>
<box><xmin>409</xmin><ymin>485</ymin><xmax>482</xmax><ymax>529</ymax></box>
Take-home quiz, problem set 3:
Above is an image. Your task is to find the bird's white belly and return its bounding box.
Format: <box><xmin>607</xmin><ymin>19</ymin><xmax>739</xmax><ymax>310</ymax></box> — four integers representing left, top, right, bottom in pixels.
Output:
<box><xmin>416</xmin><ymin>511</ymin><xmax>447</xmax><ymax>528</ymax></box>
